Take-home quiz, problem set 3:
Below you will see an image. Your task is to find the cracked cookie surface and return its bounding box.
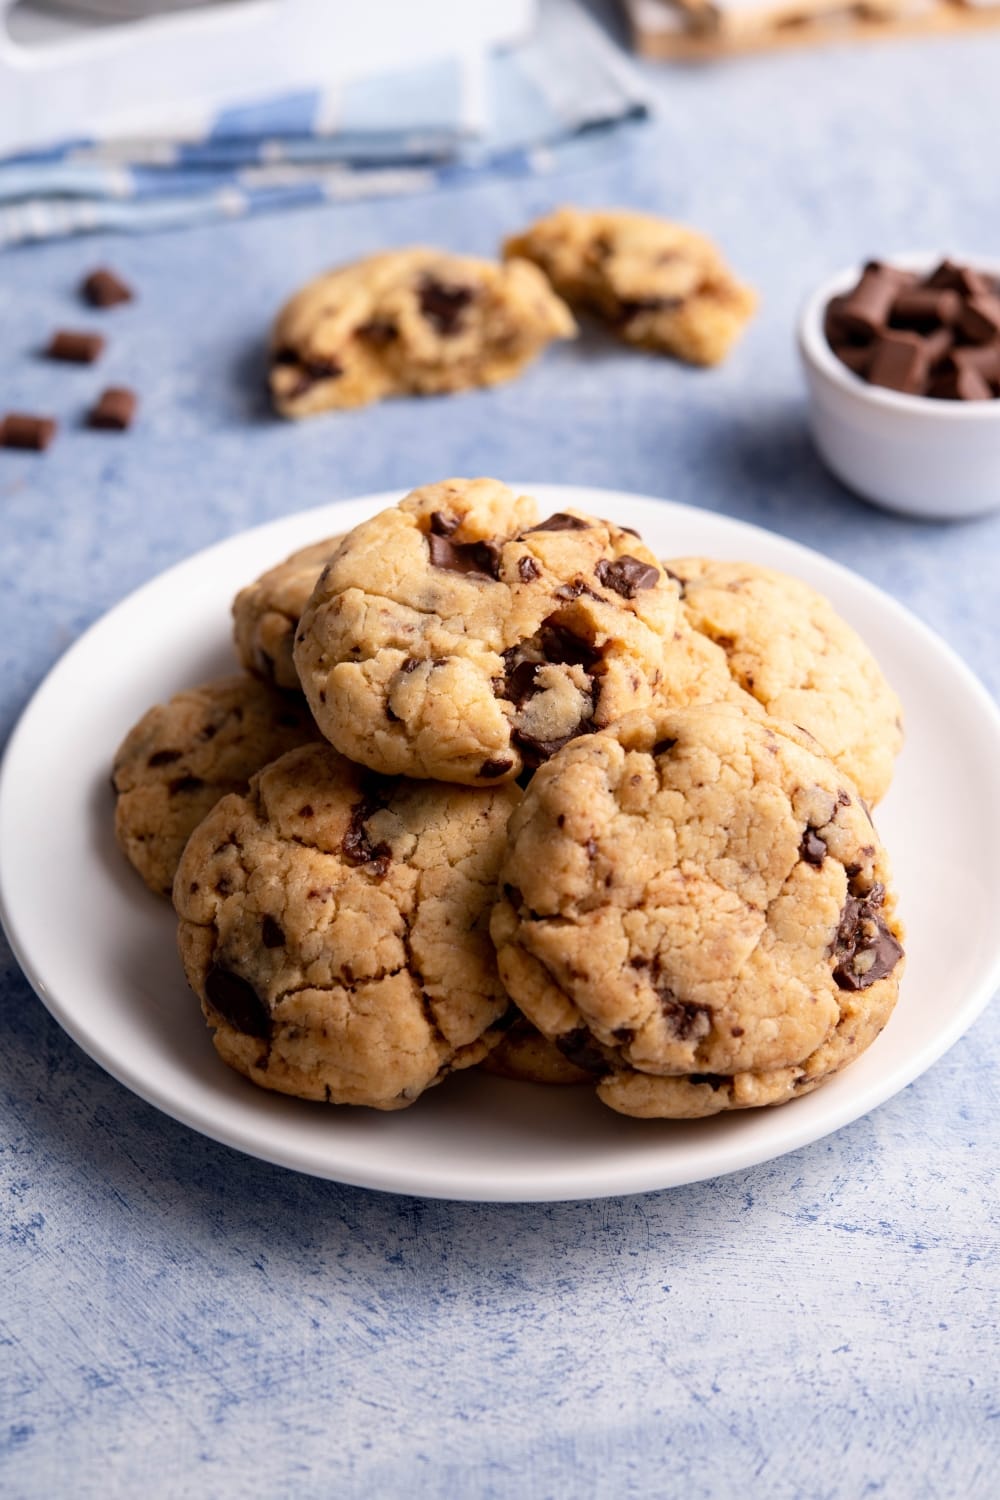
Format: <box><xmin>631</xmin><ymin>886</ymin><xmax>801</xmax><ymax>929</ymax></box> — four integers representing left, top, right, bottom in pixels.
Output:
<box><xmin>490</xmin><ymin>703</ymin><xmax>903</xmax><ymax>1119</ymax></box>
<box><xmin>174</xmin><ymin>742</ymin><xmax>520</xmax><ymax>1109</ymax></box>
<box><xmin>112</xmin><ymin>674</ymin><xmax>320</xmax><ymax>897</ymax></box>
<box><xmin>269</xmin><ymin>248</ymin><xmax>575</xmax><ymax>417</ymax></box>
<box><xmin>293</xmin><ymin>479</ymin><xmax>682</xmax><ymax>785</ymax></box>
<box><xmin>667</xmin><ymin>557</ymin><xmax>903</xmax><ymax>806</ymax></box>
<box><xmin>504</xmin><ymin>206</ymin><xmax>756</xmax><ymax>366</ymax></box>
<box><xmin>233</xmin><ymin>535</ymin><xmax>343</xmax><ymax>692</ymax></box>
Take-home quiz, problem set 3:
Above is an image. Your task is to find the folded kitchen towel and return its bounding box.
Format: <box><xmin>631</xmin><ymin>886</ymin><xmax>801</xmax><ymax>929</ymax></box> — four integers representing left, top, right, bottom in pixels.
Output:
<box><xmin>0</xmin><ymin>0</ymin><xmax>650</xmax><ymax>248</ymax></box>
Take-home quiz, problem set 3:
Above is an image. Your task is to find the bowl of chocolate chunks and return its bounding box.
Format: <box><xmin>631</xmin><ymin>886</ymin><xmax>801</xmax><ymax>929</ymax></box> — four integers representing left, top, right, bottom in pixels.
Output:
<box><xmin>798</xmin><ymin>255</ymin><xmax>1000</xmax><ymax>519</ymax></box>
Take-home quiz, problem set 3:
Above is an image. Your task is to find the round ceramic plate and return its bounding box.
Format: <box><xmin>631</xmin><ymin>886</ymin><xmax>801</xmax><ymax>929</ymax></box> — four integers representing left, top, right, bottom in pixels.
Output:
<box><xmin>2</xmin><ymin>487</ymin><xmax>999</xmax><ymax>1202</ymax></box>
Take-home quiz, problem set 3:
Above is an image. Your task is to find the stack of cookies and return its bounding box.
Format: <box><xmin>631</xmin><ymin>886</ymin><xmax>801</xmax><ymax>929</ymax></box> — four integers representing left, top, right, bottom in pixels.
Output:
<box><xmin>112</xmin><ymin>478</ymin><xmax>905</xmax><ymax>1119</ymax></box>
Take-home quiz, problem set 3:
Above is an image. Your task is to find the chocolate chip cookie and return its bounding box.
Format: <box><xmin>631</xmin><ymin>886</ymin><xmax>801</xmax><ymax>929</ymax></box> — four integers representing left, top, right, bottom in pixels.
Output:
<box><xmin>293</xmin><ymin>479</ymin><xmax>682</xmax><ymax>785</ymax></box>
<box><xmin>112</xmin><ymin>675</ymin><xmax>320</xmax><ymax>897</ymax></box>
<box><xmin>174</xmin><ymin>743</ymin><xmax>520</xmax><ymax>1109</ymax></box>
<box><xmin>233</xmin><ymin>535</ymin><xmax>343</xmax><ymax>691</ymax></box>
<box><xmin>504</xmin><ymin>206</ymin><xmax>756</xmax><ymax>366</ymax></box>
<box><xmin>479</xmin><ymin>1013</ymin><xmax>592</xmax><ymax>1085</ymax></box>
<box><xmin>269</xmin><ymin>248</ymin><xmax>576</xmax><ymax>417</ymax></box>
<box><xmin>667</xmin><ymin>557</ymin><xmax>903</xmax><ymax>805</ymax></box>
<box><xmin>491</xmin><ymin>704</ymin><xmax>904</xmax><ymax>1119</ymax></box>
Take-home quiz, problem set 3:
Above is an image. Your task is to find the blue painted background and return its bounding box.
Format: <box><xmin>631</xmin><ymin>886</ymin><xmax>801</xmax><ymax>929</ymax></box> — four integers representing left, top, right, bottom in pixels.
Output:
<box><xmin>1</xmin><ymin>8</ymin><xmax>997</xmax><ymax>1495</ymax></box>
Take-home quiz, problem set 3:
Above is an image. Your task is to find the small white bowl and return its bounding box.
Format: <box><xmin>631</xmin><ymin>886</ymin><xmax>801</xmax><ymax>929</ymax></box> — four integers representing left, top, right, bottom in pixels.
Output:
<box><xmin>798</xmin><ymin>253</ymin><xmax>1000</xmax><ymax>520</ymax></box>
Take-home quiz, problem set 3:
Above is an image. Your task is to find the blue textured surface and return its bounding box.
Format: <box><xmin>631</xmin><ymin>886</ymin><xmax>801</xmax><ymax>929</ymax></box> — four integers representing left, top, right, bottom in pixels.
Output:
<box><xmin>1</xmin><ymin>13</ymin><xmax>998</xmax><ymax>1496</ymax></box>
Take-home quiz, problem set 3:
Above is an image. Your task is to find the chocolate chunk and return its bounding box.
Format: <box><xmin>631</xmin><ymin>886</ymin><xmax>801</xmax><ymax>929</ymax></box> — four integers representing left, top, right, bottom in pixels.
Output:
<box><xmin>502</xmin><ymin>658</ymin><xmax>541</xmax><ymax>707</ymax></box>
<box><xmin>925</xmin><ymin>260</ymin><xmax>991</xmax><ymax>297</ymax></box>
<box><xmin>167</xmin><ymin>775</ymin><xmax>204</xmax><ymax>796</ymax></box>
<box><xmin>82</xmin><ymin>267</ymin><xmax>134</xmax><ymax>307</ymax></box>
<box><xmin>46</xmin><ymin>329</ymin><xmax>105</xmax><ymax>364</ymax></box>
<box><xmin>427</xmin><ymin>532</ymin><xmax>501</xmax><ymax>580</ymax></box>
<box><xmin>272</xmin><ymin>349</ymin><xmax>343</xmax><ymax>398</ymax></box>
<box><xmin>928</xmin><ymin>366</ymin><xmax>994</xmax><ymax>402</ymax></box>
<box><xmin>518</xmin><ymin>556</ymin><xmax>541</xmax><ymax>582</ymax></box>
<box><xmin>652</xmin><ymin>738</ymin><xmax>677</xmax><ymax>756</ymax></box>
<box><xmin>554</xmin><ymin>579</ymin><xmax>604</xmax><ymax>604</ymax></box>
<box><xmin>800</xmin><ymin>828</ymin><xmax>827</xmax><ymax>866</ymax></box>
<box><xmin>889</xmin><ymin>288</ymin><xmax>961</xmax><ymax>332</ymax></box>
<box><xmin>957</xmin><ymin>293</ymin><xmax>1000</xmax><ymax>344</ymax></box>
<box><xmin>205</xmin><ymin>965</ymin><xmax>271</xmax><ymax>1039</ymax></box>
<box><xmin>261</xmin><ymin>915</ymin><xmax>286</xmax><ymax>949</ymax></box>
<box><xmin>617</xmin><ymin>295</ymin><xmax>683</xmax><ymax>325</ymax></box>
<box><xmin>418</xmin><ymin>277</ymin><xmax>474</xmax><ymax>335</ymax></box>
<box><xmin>524</xmin><ymin>513</ymin><xmax>590</xmax><ymax>533</ymax></box>
<box><xmin>429</xmin><ymin>510</ymin><xmax>461</xmax><ymax>536</ymax></box>
<box><xmin>661</xmin><ymin>567</ymin><xmax>687</xmax><ymax>598</ymax></box>
<box><xmin>658</xmin><ymin>987</ymin><xmax>712</xmax><ymax>1041</ymax></box>
<box><xmin>688</xmin><ymin>1073</ymin><xmax>729</xmax><ymax>1089</ymax></box>
<box><xmin>147</xmin><ymin>748</ymin><xmax>182</xmax><ymax>767</ymax></box>
<box><xmin>514</xmin><ymin>719</ymin><xmax>595</xmax><ymax>768</ymax></box>
<box><xmin>479</xmin><ymin>757</ymin><xmax>514</xmax><ymax>779</ymax></box>
<box><xmin>342</xmin><ymin>784</ymin><xmax>393</xmax><ymax>878</ymax></box>
<box><xmin>834</xmin><ymin>263</ymin><xmax>911</xmax><ymax>340</ymax></box>
<box><xmin>537</xmin><ymin>619</ymin><xmax>601</xmax><ymax>670</ymax></box>
<box><xmin>555</xmin><ymin>1028</ymin><xmax>608</xmax><ymax>1076</ymax></box>
<box><xmin>831</xmin><ymin>890</ymin><xmax>903</xmax><ymax>991</ymax></box>
<box><xmin>358</xmin><ymin>319</ymin><xmax>397</xmax><ymax>346</ymax></box>
<box><xmin>866</xmin><ymin>331</ymin><xmax>931</xmax><ymax>395</ymax></box>
<box><xmin>832</xmin><ymin>343</ymin><xmax>873</xmax><ymax>377</ymax></box>
<box><xmin>88</xmin><ymin>387</ymin><xmax>137</xmax><ymax>431</ymax></box>
<box><xmin>595</xmin><ymin>556</ymin><xmax>660</xmax><ymax>599</ymax></box>
<box><xmin>1</xmin><ymin>413</ymin><xmax>57</xmax><ymax>451</ymax></box>
<box><xmin>947</xmin><ymin>344</ymin><xmax>1000</xmax><ymax>383</ymax></box>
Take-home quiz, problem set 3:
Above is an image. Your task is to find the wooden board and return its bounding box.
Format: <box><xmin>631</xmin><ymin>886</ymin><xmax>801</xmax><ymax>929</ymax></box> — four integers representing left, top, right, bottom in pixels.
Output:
<box><xmin>622</xmin><ymin>0</ymin><xmax>1000</xmax><ymax>59</ymax></box>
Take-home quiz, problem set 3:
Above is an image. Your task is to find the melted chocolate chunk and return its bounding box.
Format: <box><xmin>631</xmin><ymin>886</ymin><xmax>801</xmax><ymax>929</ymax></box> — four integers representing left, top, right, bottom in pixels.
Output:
<box><xmin>555</xmin><ymin>579</ymin><xmax>604</xmax><ymax>604</ymax></box>
<box><xmin>800</xmin><ymin>828</ymin><xmax>827</xmax><ymax>867</ymax></box>
<box><xmin>538</xmin><ymin>618</ymin><xmax>602</xmax><ymax>670</ymax></box>
<box><xmin>418</xmin><ymin>278</ymin><xmax>474</xmax><ymax>335</ymax></box>
<box><xmin>518</xmin><ymin>556</ymin><xmax>541</xmax><ymax>582</ymax></box>
<box><xmin>658</xmin><ymin>985</ymin><xmax>712</xmax><ymax>1041</ymax></box>
<box><xmin>427</xmin><ymin>532</ymin><xmax>502</xmax><ymax>580</ymax></box>
<box><xmin>261</xmin><ymin>915</ymin><xmax>286</xmax><ymax>949</ymax></box>
<box><xmin>514</xmin><ymin>718</ymin><xmax>595</xmax><ymax>768</ymax></box>
<box><xmin>341</xmin><ymin>780</ymin><xmax>394</xmax><ymax>878</ymax></box>
<box><xmin>479</xmin><ymin>757</ymin><xmax>515</xmax><ymax>779</ymax></box>
<box><xmin>147</xmin><ymin>748</ymin><xmax>182</xmax><ymax>768</ymax></box>
<box><xmin>595</xmin><ymin>556</ymin><xmax>660</xmax><ymax>599</ymax></box>
<box><xmin>524</xmin><ymin>513</ymin><xmax>590</xmax><ymax>534</ymax></box>
<box><xmin>429</xmin><ymin>510</ymin><xmax>461</xmax><ymax>536</ymax></box>
<box><xmin>831</xmin><ymin>889</ymin><xmax>903</xmax><ymax>991</ymax></box>
<box><xmin>205</xmin><ymin>965</ymin><xmax>271</xmax><ymax>1039</ymax></box>
<box><xmin>555</xmin><ymin>1028</ymin><xmax>609</xmax><ymax>1076</ymax></box>
<box><xmin>167</xmin><ymin>775</ymin><xmax>204</xmax><ymax>796</ymax></box>
<box><xmin>502</xmin><ymin>658</ymin><xmax>540</xmax><ymax>708</ymax></box>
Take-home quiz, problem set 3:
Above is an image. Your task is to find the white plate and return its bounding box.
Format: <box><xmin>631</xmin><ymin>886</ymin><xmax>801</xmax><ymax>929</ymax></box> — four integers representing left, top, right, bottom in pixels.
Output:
<box><xmin>2</xmin><ymin>486</ymin><xmax>999</xmax><ymax>1202</ymax></box>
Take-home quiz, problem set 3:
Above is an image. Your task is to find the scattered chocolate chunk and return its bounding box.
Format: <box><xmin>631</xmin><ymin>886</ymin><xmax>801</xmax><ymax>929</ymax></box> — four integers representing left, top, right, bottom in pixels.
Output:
<box><xmin>831</xmin><ymin>889</ymin><xmax>903</xmax><ymax>991</ymax></box>
<box><xmin>799</xmin><ymin>827</ymin><xmax>827</xmax><ymax>866</ymax></box>
<box><xmin>518</xmin><ymin>556</ymin><xmax>541</xmax><ymax>582</ymax></box>
<box><xmin>427</xmin><ymin>532</ymin><xmax>502</xmax><ymax>580</ymax></box>
<box><xmin>524</xmin><ymin>513</ymin><xmax>590</xmax><ymax>533</ymax></box>
<box><xmin>261</xmin><ymin>915</ymin><xmax>286</xmax><ymax>949</ymax></box>
<box><xmin>205</xmin><ymin>965</ymin><xmax>271</xmax><ymax>1039</ymax></box>
<box><xmin>418</xmin><ymin>277</ymin><xmax>474</xmax><ymax>335</ymax></box>
<box><xmin>595</xmin><ymin>555</ymin><xmax>660</xmax><ymax>599</ymax></box>
<box><xmin>82</xmin><ymin>267</ymin><xmax>134</xmax><ymax>307</ymax></box>
<box><xmin>1</xmin><ymin>413</ymin><xmax>57</xmax><ymax>450</ymax></box>
<box><xmin>555</xmin><ymin>1028</ymin><xmax>608</xmax><ymax>1076</ymax></box>
<box><xmin>88</xmin><ymin>386</ymin><xmax>137</xmax><ymax>431</ymax></box>
<box><xmin>46</xmin><ymin>329</ymin><xmax>105</xmax><ymax>364</ymax></box>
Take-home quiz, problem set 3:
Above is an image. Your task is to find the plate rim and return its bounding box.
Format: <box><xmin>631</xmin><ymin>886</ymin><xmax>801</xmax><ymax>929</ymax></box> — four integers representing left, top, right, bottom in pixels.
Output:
<box><xmin>2</xmin><ymin>483</ymin><xmax>999</xmax><ymax>1201</ymax></box>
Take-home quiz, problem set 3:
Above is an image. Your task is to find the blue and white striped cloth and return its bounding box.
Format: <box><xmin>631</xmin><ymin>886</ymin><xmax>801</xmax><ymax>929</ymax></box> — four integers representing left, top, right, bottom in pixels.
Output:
<box><xmin>0</xmin><ymin>0</ymin><xmax>650</xmax><ymax>248</ymax></box>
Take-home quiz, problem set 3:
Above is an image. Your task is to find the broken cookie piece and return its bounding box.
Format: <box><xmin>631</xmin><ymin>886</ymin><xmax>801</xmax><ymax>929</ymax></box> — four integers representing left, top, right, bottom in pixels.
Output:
<box><xmin>505</xmin><ymin>206</ymin><xmax>756</xmax><ymax>366</ymax></box>
<box><xmin>268</xmin><ymin>248</ymin><xmax>576</xmax><ymax>417</ymax></box>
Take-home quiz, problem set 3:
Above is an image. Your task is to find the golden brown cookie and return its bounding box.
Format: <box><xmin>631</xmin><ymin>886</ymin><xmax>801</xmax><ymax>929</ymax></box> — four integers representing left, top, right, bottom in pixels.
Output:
<box><xmin>233</xmin><ymin>536</ymin><xmax>342</xmax><ymax>691</ymax></box>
